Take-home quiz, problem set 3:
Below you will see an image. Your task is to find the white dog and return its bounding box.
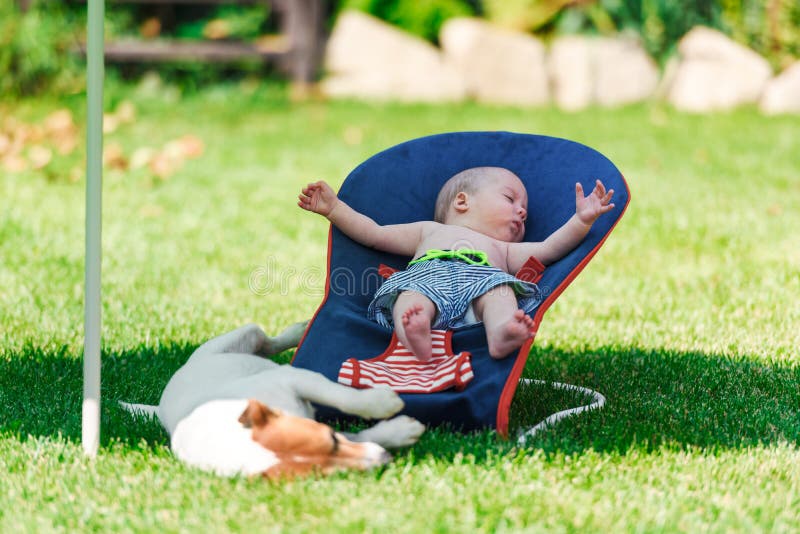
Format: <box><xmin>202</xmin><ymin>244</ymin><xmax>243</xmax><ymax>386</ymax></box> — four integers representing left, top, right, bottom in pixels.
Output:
<box><xmin>124</xmin><ymin>323</ymin><xmax>425</xmax><ymax>478</ymax></box>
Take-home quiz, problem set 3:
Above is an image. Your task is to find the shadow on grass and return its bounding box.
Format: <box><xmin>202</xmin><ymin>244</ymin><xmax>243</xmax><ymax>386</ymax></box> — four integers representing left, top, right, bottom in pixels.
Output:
<box><xmin>401</xmin><ymin>345</ymin><xmax>800</xmax><ymax>461</ymax></box>
<box><xmin>507</xmin><ymin>346</ymin><xmax>800</xmax><ymax>456</ymax></box>
<box><xmin>1</xmin><ymin>343</ymin><xmax>798</xmax><ymax>461</ymax></box>
<box><xmin>0</xmin><ymin>342</ymin><xmax>197</xmax><ymax>449</ymax></box>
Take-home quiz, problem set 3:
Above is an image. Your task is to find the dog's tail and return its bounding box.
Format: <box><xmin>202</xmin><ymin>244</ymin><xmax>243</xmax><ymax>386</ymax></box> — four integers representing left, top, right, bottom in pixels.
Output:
<box><xmin>119</xmin><ymin>401</ymin><xmax>158</xmax><ymax>419</ymax></box>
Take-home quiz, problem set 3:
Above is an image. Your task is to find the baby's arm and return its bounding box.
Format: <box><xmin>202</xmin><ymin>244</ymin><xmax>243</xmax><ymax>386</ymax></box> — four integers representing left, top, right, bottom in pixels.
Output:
<box><xmin>298</xmin><ymin>180</ymin><xmax>430</xmax><ymax>256</ymax></box>
<box><xmin>506</xmin><ymin>180</ymin><xmax>614</xmax><ymax>272</ymax></box>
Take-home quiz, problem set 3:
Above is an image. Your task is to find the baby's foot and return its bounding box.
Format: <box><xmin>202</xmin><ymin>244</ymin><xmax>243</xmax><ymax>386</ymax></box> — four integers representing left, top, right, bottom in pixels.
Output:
<box><xmin>401</xmin><ymin>305</ymin><xmax>433</xmax><ymax>362</ymax></box>
<box><xmin>488</xmin><ymin>309</ymin><xmax>535</xmax><ymax>359</ymax></box>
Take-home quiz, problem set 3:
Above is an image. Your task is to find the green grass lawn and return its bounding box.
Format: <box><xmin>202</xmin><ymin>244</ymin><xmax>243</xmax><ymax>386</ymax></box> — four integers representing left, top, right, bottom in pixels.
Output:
<box><xmin>1</xmin><ymin>82</ymin><xmax>799</xmax><ymax>532</ymax></box>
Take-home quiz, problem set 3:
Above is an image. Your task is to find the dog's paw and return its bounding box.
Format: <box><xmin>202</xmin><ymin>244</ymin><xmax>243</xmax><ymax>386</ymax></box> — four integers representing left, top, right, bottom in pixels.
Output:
<box><xmin>277</xmin><ymin>320</ymin><xmax>309</xmax><ymax>346</ymax></box>
<box><xmin>258</xmin><ymin>320</ymin><xmax>310</xmax><ymax>356</ymax></box>
<box><xmin>356</xmin><ymin>386</ymin><xmax>404</xmax><ymax>419</ymax></box>
<box><xmin>359</xmin><ymin>416</ymin><xmax>425</xmax><ymax>448</ymax></box>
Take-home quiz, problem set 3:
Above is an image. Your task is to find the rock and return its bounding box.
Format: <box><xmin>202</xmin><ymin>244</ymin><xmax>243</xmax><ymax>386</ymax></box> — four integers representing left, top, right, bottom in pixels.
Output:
<box><xmin>593</xmin><ymin>37</ymin><xmax>659</xmax><ymax>107</ymax></box>
<box><xmin>549</xmin><ymin>35</ymin><xmax>658</xmax><ymax>110</ymax></box>
<box><xmin>548</xmin><ymin>36</ymin><xmax>592</xmax><ymax>110</ymax></box>
<box><xmin>760</xmin><ymin>61</ymin><xmax>800</xmax><ymax>115</ymax></box>
<box><xmin>322</xmin><ymin>11</ymin><xmax>466</xmax><ymax>103</ymax></box>
<box><xmin>440</xmin><ymin>17</ymin><xmax>548</xmax><ymax>106</ymax></box>
<box><xmin>666</xmin><ymin>26</ymin><xmax>772</xmax><ymax>112</ymax></box>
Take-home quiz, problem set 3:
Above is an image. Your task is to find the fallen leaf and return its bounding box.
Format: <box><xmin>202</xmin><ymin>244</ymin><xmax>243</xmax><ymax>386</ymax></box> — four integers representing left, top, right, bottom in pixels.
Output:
<box><xmin>130</xmin><ymin>146</ymin><xmax>156</xmax><ymax>170</ymax></box>
<box><xmin>69</xmin><ymin>166</ymin><xmax>83</xmax><ymax>182</ymax></box>
<box><xmin>28</xmin><ymin>145</ymin><xmax>53</xmax><ymax>170</ymax></box>
<box><xmin>13</xmin><ymin>123</ymin><xmax>31</xmax><ymax>145</ymax></box>
<box><xmin>44</xmin><ymin>109</ymin><xmax>74</xmax><ymax>135</ymax></box>
<box><xmin>149</xmin><ymin>151</ymin><xmax>179</xmax><ymax>179</ymax></box>
<box><xmin>138</xmin><ymin>204</ymin><xmax>164</xmax><ymax>218</ymax></box>
<box><xmin>163</xmin><ymin>140</ymin><xmax>185</xmax><ymax>161</ymax></box>
<box><xmin>0</xmin><ymin>133</ymin><xmax>10</xmax><ymax>157</ymax></box>
<box><xmin>103</xmin><ymin>113</ymin><xmax>120</xmax><ymax>134</ymax></box>
<box><xmin>43</xmin><ymin>109</ymin><xmax>78</xmax><ymax>155</ymax></box>
<box><xmin>175</xmin><ymin>135</ymin><xmax>204</xmax><ymax>159</ymax></box>
<box><xmin>140</xmin><ymin>17</ymin><xmax>161</xmax><ymax>39</ymax></box>
<box><xmin>767</xmin><ymin>204</ymin><xmax>783</xmax><ymax>216</ymax></box>
<box><xmin>115</xmin><ymin>101</ymin><xmax>136</xmax><ymax>124</ymax></box>
<box><xmin>53</xmin><ymin>133</ymin><xmax>78</xmax><ymax>156</ymax></box>
<box><xmin>26</xmin><ymin>124</ymin><xmax>45</xmax><ymax>143</ymax></box>
<box><xmin>203</xmin><ymin>19</ymin><xmax>230</xmax><ymax>40</ymax></box>
<box><xmin>2</xmin><ymin>116</ymin><xmax>22</xmax><ymax>136</ymax></box>
<box><xmin>3</xmin><ymin>154</ymin><xmax>28</xmax><ymax>173</ymax></box>
<box><xmin>103</xmin><ymin>142</ymin><xmax>128</xmax><ymax>170</ymax></box>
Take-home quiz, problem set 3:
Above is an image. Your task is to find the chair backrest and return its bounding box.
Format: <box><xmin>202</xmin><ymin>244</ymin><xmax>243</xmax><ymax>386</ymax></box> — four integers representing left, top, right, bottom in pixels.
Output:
<box><xmin>292</xmin><ymin>132</ymin><xmax>630</xmax><ymax>435</ymax></box>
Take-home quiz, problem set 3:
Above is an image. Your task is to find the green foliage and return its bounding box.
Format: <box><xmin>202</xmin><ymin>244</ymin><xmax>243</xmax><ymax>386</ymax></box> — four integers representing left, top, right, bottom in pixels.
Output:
<box><xmin>720</xmin><ymin>0</ymin><xmax>800</xmax><ymax>69</ymax></box>
<box><xmin>554</xmin><ymin>0</ymin><xmax>799</xmax><ymax>67</ymax></box>
<box><xmin>539</xmin><ymin>0</ymin><xmax>723</xmax><ymax>62</ymax></box>
<box><xmin>483</xmin><ymin>0</ymin><xmax>578</xmax><ymax>32</ymax></box>
<box><xmin>103</xmin><ymin>3</ymin><xmax>275</xmax><ymax>90</ymax></box>
<box><xmin>480</xmin><ymin>0</ymin><xmax>799</xmax><ymax>67</ymax></box>
<box><xmin>0</xmin><ymin>1</ymin><xmax>85</xmax><ymax>97</ymax></box>
<box><xmin>600</xmin><ymin>0</ymin><xmax>722</xmax><ymax>62</ymax></box>
<box><xmin>175</xmin><ymin>4</ymin><xmax>271</xmax><ymax>40</ymax></box>
<box><xmin>341</xmin><ymin>0</ymin><xmax>477</xmax><ymax>42</ymax></box>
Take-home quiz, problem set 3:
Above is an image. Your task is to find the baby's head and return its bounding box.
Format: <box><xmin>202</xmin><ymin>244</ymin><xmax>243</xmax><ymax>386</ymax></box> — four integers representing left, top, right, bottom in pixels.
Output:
<box><xmin>434</xmin><ymin>167</ymin><xmax>528</xmax><ymax>242</ymax></box>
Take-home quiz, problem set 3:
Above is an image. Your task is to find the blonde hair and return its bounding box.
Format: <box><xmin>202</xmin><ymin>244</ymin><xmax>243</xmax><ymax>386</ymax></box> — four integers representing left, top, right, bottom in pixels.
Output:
<box><xmin>434</xmin><ymin>167</ymin><xmax>508</xmax><ymax>223</ymax></box>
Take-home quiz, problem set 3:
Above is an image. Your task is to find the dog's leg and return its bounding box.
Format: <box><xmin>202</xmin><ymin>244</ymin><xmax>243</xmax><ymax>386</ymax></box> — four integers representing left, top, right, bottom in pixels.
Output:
<box><xmin>194</xmin><ymin>322</ymin><xmax>308</xmax><ymax>357</ymax></box>
<box><xmin>343</xmin><ymin>416</ymin><xmax>426</xmax><ymax>449</ymax></box>
<box><xmin>255</xmin><ymin>320</ymin><xmax>309</xmax><ymax>357</ymax></box>
<box><xmin>285</xmin><ymin>368</ymin><xmax>404</xmax><ymax>420</ymax></box>
<box><xmin>193</xmin><ymin>324</ymin><xmax>269</xmax><ymax>356</ymax></box>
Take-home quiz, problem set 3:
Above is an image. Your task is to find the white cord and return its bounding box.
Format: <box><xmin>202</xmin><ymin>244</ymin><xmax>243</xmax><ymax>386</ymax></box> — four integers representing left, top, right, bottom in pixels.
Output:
<box><xmin>516</xmin><ymin>378</ymin><xmax>606</xmax><ymax>445</ymax></box>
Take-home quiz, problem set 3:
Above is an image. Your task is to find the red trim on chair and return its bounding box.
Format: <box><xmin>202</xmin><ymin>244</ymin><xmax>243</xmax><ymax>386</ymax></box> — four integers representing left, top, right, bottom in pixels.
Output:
<box><xmin>292</xmin><ymin>227</ymin><xmax>333</xmax><ymax>359</ymax></box>
<box><xmin>495</xmin><ymin>176</ymin><xmax>632</xmax><ymax>437</ymax></box>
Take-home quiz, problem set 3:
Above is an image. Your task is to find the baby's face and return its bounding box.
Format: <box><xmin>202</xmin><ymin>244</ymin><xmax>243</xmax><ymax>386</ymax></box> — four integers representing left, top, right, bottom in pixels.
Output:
<box><xmin>467</xmin><ymin>170</ymin><xmax>528</xmax><ymax>242</ymax></box>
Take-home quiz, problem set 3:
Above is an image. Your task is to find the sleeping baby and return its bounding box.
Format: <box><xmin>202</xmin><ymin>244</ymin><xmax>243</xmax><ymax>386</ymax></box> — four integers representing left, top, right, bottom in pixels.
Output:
<box><xmin>299</xmin><ymin>167</ymin><xmax>614</xmax><ymax>361</ymax></box>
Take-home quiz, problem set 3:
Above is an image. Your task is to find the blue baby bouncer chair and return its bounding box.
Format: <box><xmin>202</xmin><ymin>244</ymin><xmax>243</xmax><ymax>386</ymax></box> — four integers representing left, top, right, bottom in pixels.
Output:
<box><xmin>292</xmin><ymin>132</ymin><xmax>630</xmax><ymax>439</ymax></box>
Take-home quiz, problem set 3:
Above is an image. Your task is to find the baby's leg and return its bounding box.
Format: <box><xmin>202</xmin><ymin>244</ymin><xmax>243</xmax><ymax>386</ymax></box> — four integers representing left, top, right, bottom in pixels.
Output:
<box><xmin>391</xmin><ymin>290</ymin><xmax>436</xmax><ymax>362</ymax></box>
<box><xmin>473</xmin><ymin>285</ymin><xmax>535</xmax><ymax>359</ymax></box>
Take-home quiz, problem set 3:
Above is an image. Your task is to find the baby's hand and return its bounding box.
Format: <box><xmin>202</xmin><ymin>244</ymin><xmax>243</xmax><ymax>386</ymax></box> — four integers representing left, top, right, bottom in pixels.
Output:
<box><xmin>298</xmin><ymin>180</ymin><xmax>338</xmax><ymax>216</ymax></box>
<box><xmin>575</xmin><ymin>179</ymin><xmax>615</xmax><ymax>225</ymax></box>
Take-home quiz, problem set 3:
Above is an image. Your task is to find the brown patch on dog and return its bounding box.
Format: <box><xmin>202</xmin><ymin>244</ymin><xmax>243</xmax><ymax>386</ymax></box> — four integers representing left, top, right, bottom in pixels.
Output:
<box><xmin>238</xmin><ymin>399</ymin><xmax>279</xmax><ymax>428</ymax></box>
<box><xmin>238</xmin><ymin>399</ymin><xmax>390</xmax><ymax>479</ymax></box>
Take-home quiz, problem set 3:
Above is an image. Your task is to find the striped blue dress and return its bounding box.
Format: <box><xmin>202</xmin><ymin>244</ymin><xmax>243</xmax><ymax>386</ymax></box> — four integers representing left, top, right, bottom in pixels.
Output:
<box><xmin>366</xmin><ymin>258</ymin><xmax>542</xmax><ymax>330</ymax></box>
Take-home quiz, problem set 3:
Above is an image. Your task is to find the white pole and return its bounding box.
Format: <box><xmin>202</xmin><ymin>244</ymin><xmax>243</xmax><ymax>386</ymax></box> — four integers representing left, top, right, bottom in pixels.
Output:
<box><xmin>83</xmin><ymin>0</ymin><xmax>104</xmax><ymax>457</ymax></box>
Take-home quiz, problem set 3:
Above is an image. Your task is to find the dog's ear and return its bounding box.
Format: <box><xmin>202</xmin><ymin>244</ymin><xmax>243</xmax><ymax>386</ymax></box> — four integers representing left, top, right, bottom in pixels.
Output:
<box><xmin>238</xmin><ymin>399</ymin><xmax>280</xmax><ymax>428</ymax></box>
